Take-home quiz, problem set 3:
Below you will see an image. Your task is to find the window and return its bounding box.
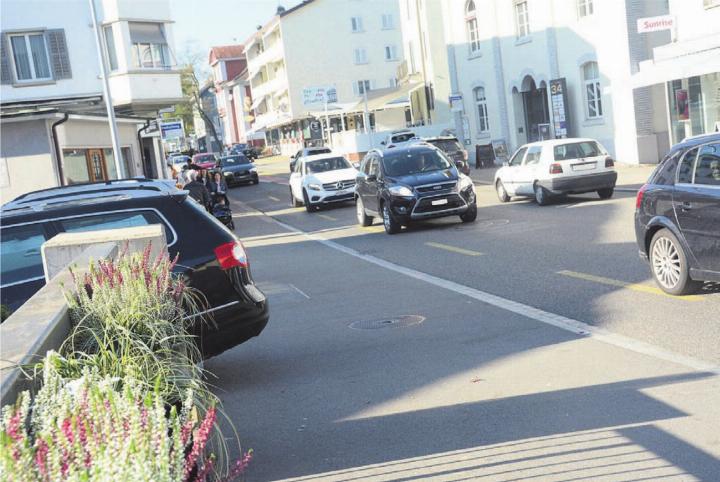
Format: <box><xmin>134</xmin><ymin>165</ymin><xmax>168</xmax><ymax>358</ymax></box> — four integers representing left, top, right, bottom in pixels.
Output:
<box><xmin>382</xmin><ymin>14</ymin><xmax>394</xmax><ymax>29</ymax></box>
<box><xmin>103</xmin><ymin>25</ymin><xmax>118</xmax><ymax>71</ymax></box>
<box><xmin>509</xmin><ymin>147</ymin><xmax>527</xmax><ymax>166</ymax></box>
<box><xmin>525</xmin><ymin>146</ymin><xmax>542</xmax><ymax>165</ymax></box>
<box><xmin>474</xmin><ymin>87</ymin><xmax>490</xmax><ymax>133</ymax></box>
<box><xmin>677</xmin><ymin>148</ymin><xmax>699</xmax><ymax>184</ymax></box>
<box><xmin>355</xmin><ymin>79</ymin><xmax>371</xmax><ymax>95</ymax></box>
<box><xmin>58</xmin><ymin>211</ymin><xmax>174</xmax><ymax>245</ymax></box>
<box><xmin>514</xmin><ymin>0</ymin><xmax>530</xmax><ymax>38</ymax></box>
<box><xmin>553</xmin><ymin>141</ymin><xmax>603</xmax><ymax>160</ymax></box>
<box><xmin>0</xmin><ymin>224</ymin><xmax>48</xmax><ymax>286</ymax></box>
<box><xmin>583</xmin><ymin>61</ymin><xmax>603</xmax><ymax>119</ymax></box>
<box><xmin>384</xmin><ymin>45</ymin><xmax>398</xmax><ymax>61</ymax></box>
<box><xmin>694</xmin><ymin>143</ymin><xmax>720</xmax><ymax>186</ymax></box>
<box><xmin>351</xmin><ymin>16</ymin><xmax>364</xmax><ymax>32</ymax></box>
<box><xmin>129</xmin><ymin>22</ymin><xmax>170</xmax><ymax>69</ymax></box>
<box><xmin>354</xmin><ymin>48</ymin><xmax>368</xmax><ymax>64</ymax></box>
<box><xmin>9</xmin><ymin>32</ymin><xmax>51</xmax><ymax>81</ymax></box>
<box><xmin>388</xmin><ymin>77</ymin><xmax>398</xmax><ymax>87</ymax></box>
<box><xmin>466</xmin><ymin>1</ymin><xmax>480</xmax><ymax>55</ymax></box>
<box><xmin>577</xmin><ymin>0</ymin><xmax>594</xmax><ymax>17</ymax></box>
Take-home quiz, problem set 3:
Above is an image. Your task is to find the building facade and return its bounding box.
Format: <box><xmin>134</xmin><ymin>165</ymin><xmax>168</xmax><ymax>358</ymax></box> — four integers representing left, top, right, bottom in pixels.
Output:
<box><xmin>0</xmin><ymin>0</ymin><xmax>182</xmax><ymax>201</ymax></box>
<box><xmin>245</xmin><ymin>0</ymin><xmax>405</xmax><ymax>155</ymax></box>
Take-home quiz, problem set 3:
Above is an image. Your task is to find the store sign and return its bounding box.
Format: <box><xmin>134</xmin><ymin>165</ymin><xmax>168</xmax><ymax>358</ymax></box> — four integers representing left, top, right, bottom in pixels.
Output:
<box><xmin>449</xmin><ymin>93</ymin><xmax>464</xmax><ymax>112</ymax></box>
<box><xmin>303</xmin><ymin>86</ymin><xmax>337</xmax><ymax>106</ymax></box>
<box><xmin>549</xmin><ymin>78</ymin><xmax>570</xmax><ymax>138</ymax></box>
<box><xmin>160</xmin><ymin>120</ymin><xmax>184</xmax><ymax>141</ymax></box>
<box><xmin>637</xmin><ymin>15</ymin><xmax>675</xmax><ymax>33</ymax></box>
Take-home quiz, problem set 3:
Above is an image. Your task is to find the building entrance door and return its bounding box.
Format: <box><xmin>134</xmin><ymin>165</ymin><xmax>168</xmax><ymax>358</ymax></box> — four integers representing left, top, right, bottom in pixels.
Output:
<box><xmin>86</xmin><ymin>149</ymin><xmax>108</xmax><ymax>182</ymax></box>
<box><xmin>522</xmin><ymin>79</ymin><xmax>550</xmax><ymax>143</ymax></box>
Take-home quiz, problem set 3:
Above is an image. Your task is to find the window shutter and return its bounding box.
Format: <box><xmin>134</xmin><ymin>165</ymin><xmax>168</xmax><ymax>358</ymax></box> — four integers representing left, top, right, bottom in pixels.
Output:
<box><xmin>45</xmin><ymin>29</ymin><xmax>72</xmax><ymax>80</ymax></box>
<box><xmin>0</xmin><ymin>33</ymin><xmax>12</xmax><ymax>84</ymax></box>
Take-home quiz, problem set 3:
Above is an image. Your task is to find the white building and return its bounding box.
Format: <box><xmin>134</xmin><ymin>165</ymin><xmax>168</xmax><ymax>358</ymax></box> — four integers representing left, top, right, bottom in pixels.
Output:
<box><xmin>1</xmin><ymin>0</ymin><xmax>183</xmax><ymax>201</ymax></box>
<box><xmin>425</xmin><ymin>0</ymin><xmax>719</xmax><ymax>165</ymax></box>
<box><xmin>244</xmin><ymin>0</ymin><xmax>406</xmax><ymax>157</ymax></box>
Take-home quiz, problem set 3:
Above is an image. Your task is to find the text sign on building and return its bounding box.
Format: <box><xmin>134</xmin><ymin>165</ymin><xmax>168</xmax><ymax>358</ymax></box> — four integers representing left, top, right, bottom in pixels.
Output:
<box><xmin>549</xmin><ymin>78</ymin><xmax>570</xmax><ymax>138</ymax></box>
<box><xmin>160</xmin><ymin>120</ymin><xmax>185</xmax><ymax>140</ymax></box>
<box><xmin>637</xmin><ymin>15</ymin><xmax>675</xmax><ymax>33</ymax></box>
<box><xmin>449</xmin><ymin>93</ymin><xmax>464</xmax><ymax>112</ymax></box>
<box><xmin>303</xmin><ymin>86</ymin><xmax>337</xmax><ymax>106</ymax></box>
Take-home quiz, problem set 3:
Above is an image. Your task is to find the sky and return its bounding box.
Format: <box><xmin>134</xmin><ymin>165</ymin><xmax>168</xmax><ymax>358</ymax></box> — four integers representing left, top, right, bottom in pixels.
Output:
<box><xmin>170</xmin><ymin>0</ymin><xmax>303</xmax><ymax>66</ymax></box>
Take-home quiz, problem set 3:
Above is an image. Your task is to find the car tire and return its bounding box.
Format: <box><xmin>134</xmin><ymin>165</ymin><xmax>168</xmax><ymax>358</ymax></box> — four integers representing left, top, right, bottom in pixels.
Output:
<box><xmin>252</xmin><ymin>178</ymin><xmax>259</xmax><ymax>185</ymax></box>
<box><xmin>534</xmin><ymin>183</ymin><xmax>549</xmax><ymax>206</ymax></box>
<box><xmin>382</xmin><ymin>202</ymin><xmax>401</xmax><ymax>234</ymax></box>
<box><xmin>291</xmin><ymin>188</ymin><xmax>302</xmax><ymax>207</ymax></box>
<box><xmin>303</xmin><ymin>190</ymin><xmax>318</xmax><ymax>213</ymax></box>
<box><xmin>496</xmin><ymin>180</ymin><xmax>510</xmax><ymax>203</ymax></box>
<box><xmin>460</xmin><ymin>203</ymin><xmax>478</xmax><ymax>223</ymax></box>
<box><xmin>356</xmin><ymin>196</ymin><xmax>373</xmax><ymax>226</ymax></box>
<box><xmin>597</xmin><ymin>188</ymin><xmax>614</xmax><ymax>199</ymax></box>
<box><xmin>649</xmin><ymin>228</ymin><xmax>702</xmax><ymax>296</ymax></box>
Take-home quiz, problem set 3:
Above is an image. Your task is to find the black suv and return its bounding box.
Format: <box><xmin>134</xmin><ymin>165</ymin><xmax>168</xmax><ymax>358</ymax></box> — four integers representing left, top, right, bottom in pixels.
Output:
<box><xmin>1</xmin><ymin>179</ymin><xmax>269</xmax><ymax>358</ymax></box>
<box><xmin>355</xmin><ymin>144</ymin><xmax>477</xmax><ymax>234</ymax></box>
<box><xmin>216</xmin><ymin>154</ymin><xmax>259</xmax><ymax>186</ymax></box>
<box><xmin>635</xmin><ymin>133</ymin><xmax>720</xmax><ymax>295</ymax></box>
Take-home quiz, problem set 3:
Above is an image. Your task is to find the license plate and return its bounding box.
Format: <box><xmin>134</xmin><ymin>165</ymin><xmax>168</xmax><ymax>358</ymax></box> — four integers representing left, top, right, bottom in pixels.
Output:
<box><xmin>338</xmin><ymin>189</ymin><xmax>349</xmax><ymax>195</ymax></box>
<box><xmin>571</xmin><ymin>162</ymin><xmax>596</xmax><ymax>171</ymax></box>
<box><xmin>431</xmin><ymin>198</ymin><xmax>448</xmax><ymax>206</ymax></box>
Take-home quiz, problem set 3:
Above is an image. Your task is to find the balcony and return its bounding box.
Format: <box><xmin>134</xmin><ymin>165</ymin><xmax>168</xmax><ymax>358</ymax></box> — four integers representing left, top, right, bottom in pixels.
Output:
<box><xmin>247</xmin><ymin>43</ymin><xmax>284</xmax><ymax>77</ymax></box>
<box><xmin>108</xmin><ymin>70</ymin><xmax>182</xmax><ymax>116</ymax></box>
<box><xmin>251</xmin><ymin>76</ymin><xmax>287</xmax><ymax>103</ymax></box>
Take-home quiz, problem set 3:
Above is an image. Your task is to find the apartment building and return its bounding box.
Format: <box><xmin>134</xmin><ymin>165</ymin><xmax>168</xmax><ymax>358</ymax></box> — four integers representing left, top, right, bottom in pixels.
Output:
<box><xmin>0</xmin><ymin>0</ymin><xmax>182</xmax><ymax>201</ymax></box>
<box><xmin>244</xmin><ymin>0</ymin><xmax>404</xmax><ymax>156</ymax></box>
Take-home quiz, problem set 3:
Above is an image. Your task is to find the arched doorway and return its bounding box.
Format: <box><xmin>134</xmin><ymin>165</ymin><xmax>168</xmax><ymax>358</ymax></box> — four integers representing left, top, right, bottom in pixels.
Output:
<box><xmin>520</xmin><ymin>76</ymin><xmax>550</xmax><ymax>143</ymax></box>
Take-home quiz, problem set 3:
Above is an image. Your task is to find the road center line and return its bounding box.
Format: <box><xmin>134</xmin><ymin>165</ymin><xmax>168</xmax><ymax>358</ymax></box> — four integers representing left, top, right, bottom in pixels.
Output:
<box><xmin>425</xmin><ymin>242</ymin><xmax>484</xmax><ymax>257</ymax></box>
<box><xmin>557</xmin><ymin>270</ymin><xmax>701</xmax><ymax>302</ymax></box>
<box><xmin>240</xmin><ymin>200</ymin><xmax>720</xmax><ymax>375</ymax></box>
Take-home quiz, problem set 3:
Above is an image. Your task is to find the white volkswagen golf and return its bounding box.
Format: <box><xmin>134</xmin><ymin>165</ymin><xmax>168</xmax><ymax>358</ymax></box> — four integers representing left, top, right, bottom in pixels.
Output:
<box><xmin>494</xmin><ymin>138</ymin><xmax>618</xmax><ymax>205</ymax></box>
<box><xmin>289</xmin><ymin>153</ymin><xmax>360</xmax><ymax>212</ymax></box>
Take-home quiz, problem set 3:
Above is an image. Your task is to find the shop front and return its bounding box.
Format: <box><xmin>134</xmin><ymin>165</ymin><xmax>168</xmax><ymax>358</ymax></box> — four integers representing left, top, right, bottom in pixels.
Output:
<box><xmin>667</xmin><ymin>73</ymin><xmax>720</xmax><ymax>145</ymax></box>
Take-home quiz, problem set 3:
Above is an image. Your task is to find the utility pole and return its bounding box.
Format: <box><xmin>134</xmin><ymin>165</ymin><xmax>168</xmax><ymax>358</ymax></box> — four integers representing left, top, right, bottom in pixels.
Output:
<box><xmin>89</xmin><ymin>0</ymin><xmax>124</xmax><ymax>178</ymax></box>
<box><xmin>415</xmin><ymin>0</ymin><xmax>431</xmax><ymax>125</ymax></box>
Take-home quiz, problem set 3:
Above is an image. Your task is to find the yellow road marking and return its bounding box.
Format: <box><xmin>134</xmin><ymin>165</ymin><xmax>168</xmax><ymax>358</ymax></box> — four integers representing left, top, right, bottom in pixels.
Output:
<box><xmin>557</xmin><ymin>270</ymin><xmax>701</xmax><ymax>301</ymax></box>
<box><xmin>362</xmin><ymin>225</ymin><xmax>385</xmax><ymax>233</ymax></box>
<box><xmin>268</xmin><ymin>195</ymin><xmax>280</xmax><ymax>202</ymax></box>
<box><xmin>318</xmin><ymin>214</ymin><xmax>337</xmax><ymax>221</ymax></box>
<box><xmin>425</xmin><ymin>242</ymin><xmax>484</xmax><ymax>257</ymax></box>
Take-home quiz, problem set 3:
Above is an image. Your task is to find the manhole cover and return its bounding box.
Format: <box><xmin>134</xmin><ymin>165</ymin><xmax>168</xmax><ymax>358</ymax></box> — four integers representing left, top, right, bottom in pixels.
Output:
<box><xmin>349</xmin><ymin>315</ymin><xmax>425</xmax><ymax>330</ymax></box>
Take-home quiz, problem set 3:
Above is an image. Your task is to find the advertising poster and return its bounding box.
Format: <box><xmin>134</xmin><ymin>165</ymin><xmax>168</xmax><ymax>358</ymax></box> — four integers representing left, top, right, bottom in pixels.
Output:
<box><xmin>675</xmin><ymin>89</ymin><xmax>689</xmax><ymax>120</ymax></box>
<box><xmin>549</xmin><ymin>78</ymin><xmax>570</xmax><ymax>138</ymax></box>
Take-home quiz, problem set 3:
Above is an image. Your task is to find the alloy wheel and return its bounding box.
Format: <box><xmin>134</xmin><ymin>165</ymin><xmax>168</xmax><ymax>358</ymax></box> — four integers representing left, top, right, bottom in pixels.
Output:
<box><xmin>383</xmin><ymin>205</ymin><xmax>391</xmax><ymax>230</ymax></box>
<box><xmin>652</xmin><ymin>236</ymin><xmax>681</xmax><ymax>289</ymax></box>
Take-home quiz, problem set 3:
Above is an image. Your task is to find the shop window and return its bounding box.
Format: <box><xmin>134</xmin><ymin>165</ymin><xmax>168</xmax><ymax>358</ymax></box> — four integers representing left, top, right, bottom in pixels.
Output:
<box><xmin>514</xmin><ymin>0</ymin><xmax>530</xmax><ymax>39</ymax></box>
<box><xmin>9</xmin><ymin>32</ymin><xmax>51</xmax><ymax>82</ymax></box>
<box><xmin>582</xmin><ymin>61</ymin><xmax>603</xmax><ymax>119</ymax></box>
<box><xmin>578</xmin><ymin>0</ymin><xmax>594</xmax><ymax>17</ymax></box>
<box><xmin>466</xmin><ymin>1</ymin><xmax>480</xmax><ymax>55</ymax></box>
<box><xmin>129</xmin><ymin>22</ymin><xmax>171</xmax><ymax>69</ymax></box>
<box><xmin>474</xmin><ymin>87</ymin><xmax>490</xmax><ymax>133</ymax></box>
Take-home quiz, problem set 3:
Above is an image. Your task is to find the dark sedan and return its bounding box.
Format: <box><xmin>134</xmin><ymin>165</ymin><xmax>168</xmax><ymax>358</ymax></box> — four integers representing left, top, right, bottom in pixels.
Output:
<box><xmin>421</xmin><ymin>136</ymin><xmax>471</xmax><ymax>175</ymax></box>
<box><xmin>217</xmin><ymin>154</ymin><xmax>259</xmax><ymax>186</ymax></box>
<box><xmin>635</xmin><ymin>132</ymin><xmax>720</xmax><ymax>295</ymax></box>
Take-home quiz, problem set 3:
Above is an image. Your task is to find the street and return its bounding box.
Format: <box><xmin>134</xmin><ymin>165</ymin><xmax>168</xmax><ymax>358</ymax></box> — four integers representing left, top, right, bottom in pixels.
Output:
<box><xmin>207</xmin><ymin>158</ymin><xmax>720</xmax><ymax>481</ymax></box>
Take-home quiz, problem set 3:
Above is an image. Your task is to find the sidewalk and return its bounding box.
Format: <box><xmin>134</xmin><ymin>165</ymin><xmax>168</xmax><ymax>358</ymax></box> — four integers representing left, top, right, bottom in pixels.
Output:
<box><xmin>470</xmin><ymin>162</ymin><xmax>655</xmax><ymax>192</ymax></box>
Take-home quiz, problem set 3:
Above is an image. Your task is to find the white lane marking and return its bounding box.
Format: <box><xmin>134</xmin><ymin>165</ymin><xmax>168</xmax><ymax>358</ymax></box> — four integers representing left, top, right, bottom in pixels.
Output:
<box><xmin>247</xmin><ymin>203</ymin><xmax>720</xmax><ymax>376</ymax></box>
<box><xmin>289</xmin><ymin>283</ymin><xmax>311</xmax><ymax>300</ymax></box>
<box><xmin>268</xmin><ymin>195</ymin><xmax>280</xmax><ymax>202</ymax></box>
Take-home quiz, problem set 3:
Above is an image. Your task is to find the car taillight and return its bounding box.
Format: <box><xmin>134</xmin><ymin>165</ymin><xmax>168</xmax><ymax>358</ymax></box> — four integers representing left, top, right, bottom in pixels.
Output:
<box><xmin>214</xmin><ymin>241</ymin><xmax>248</xmax><ymax>270</ymax></box>
<box><xmin>605</xmin><ymin>157</ymin><xmax>614</xmax><ymax>168</ymax></box>
<box><xmin>549</xmin><ymin>163</ymin><xmax>563</xmax><ymax>174</ymax></box>
<box><xmin>636</xmin><ymin>184</ymin><xmax>648</xmax><ymax>209</ymax></box>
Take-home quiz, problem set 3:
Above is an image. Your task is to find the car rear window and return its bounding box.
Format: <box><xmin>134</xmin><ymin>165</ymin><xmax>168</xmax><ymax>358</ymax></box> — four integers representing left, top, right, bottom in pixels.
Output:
<box><xmin>0</xmin><ymin>224</ymin><xmax>48</xmax><ymax>286</ymax></box>
<box><xmin>428</xmin><ymin>139</ymin><xmax>462</xmax><ymax>153</ymax></box>
<box><xmin>57</xmin><ymin>211</ymin><xmax>175</xmax><ymax>246</ymax></box>
<box><xmin>306</xmin><ymin>157</ymin><xmax>351</xmax><ymax>173</ymax></box>
<box><xmin>220</xmin><ymin>155</ymin><xmax>251</xmax><ymax>166</ymax></box>
<box><xmin>308</xmin><ymin>148</ymin><xmax>331</xmax><ymax>155</ymax></box>
<box><xmin>391</xmin><ymin>133</ymin><xmax>415</xmax><ymax>143</ymax></box>
<box><xmin>553</xmin><ymin>141</ymin><xmax>603</xmax><ymax>161</ymax></box>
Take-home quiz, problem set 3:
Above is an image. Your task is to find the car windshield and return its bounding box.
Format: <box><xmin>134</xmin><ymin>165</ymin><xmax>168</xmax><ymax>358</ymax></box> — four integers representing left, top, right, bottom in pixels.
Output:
<box><xmin>172</xmin><ymin>156</ymin><xmax>189</xmax><ymax>164</ymax></box>
<box><xmin>391</xmin><ymin>133</ymin><xmax>415</xmax><ymax>143</ymax></box>
<box><xmin>553</xmin><ymin>141</ymin><xmax>604</xmax><ymax>161</ymax></box>
<box><xmin>220</xmin><ymin>155</ymin><xmax>250</xmax><ymax>166</ymax></box>
<box><xmin>195</xmin><ymin>154</ymin><xmax>216</xmax><ymax>162</ymax></box>
<box><xmin>428</xmin><ymin>139</ymin><xmax>462</xmax><ymax>153</ymax></box>
<box><xmin>382</xmin><ymin>150</ymin><xmax>453</xmax><ymax>176</ymax></box>
<box><xmin>308</xmin><ymin>148</ymin><xmax>331</xmax><ymax>155</ymax></box>
<box><xmin>306</xmin><ymin>157</ymin><xmax>351</xmax><ymax>173</ymax></box>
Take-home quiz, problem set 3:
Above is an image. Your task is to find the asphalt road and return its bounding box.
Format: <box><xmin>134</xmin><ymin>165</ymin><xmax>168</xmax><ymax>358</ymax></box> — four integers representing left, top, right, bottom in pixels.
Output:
<box><xmin>206</xmin><ymin>159</ymin><xmax>720</xmax><ymax>481</ymax></box>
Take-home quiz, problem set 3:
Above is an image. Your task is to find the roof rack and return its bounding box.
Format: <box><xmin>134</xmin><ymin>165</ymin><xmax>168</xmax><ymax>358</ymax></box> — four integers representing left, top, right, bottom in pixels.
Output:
<box><xmin>11</xmin><ymin>178</ymin><xmax>159</xmax><ymax>202</ymax></box>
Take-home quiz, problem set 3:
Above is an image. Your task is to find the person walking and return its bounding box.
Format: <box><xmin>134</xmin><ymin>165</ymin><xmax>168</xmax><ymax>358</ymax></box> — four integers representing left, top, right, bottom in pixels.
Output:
<box><xmin>209</xmin><ymin>171</ymin><xmax>229</xmax><ymax>205</ymax></box>
<box><xmin>184</xmin><ymin>170</ymin><xmax>211</xmax><ymax>210</ymax></box>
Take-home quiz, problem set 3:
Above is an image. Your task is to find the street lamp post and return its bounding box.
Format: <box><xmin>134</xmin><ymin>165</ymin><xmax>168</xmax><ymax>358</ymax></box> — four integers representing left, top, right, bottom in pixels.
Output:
<box><xmin>89</xmin><ymin>0</ymin><xmax>124</xmax><ymax>178</ymax></box>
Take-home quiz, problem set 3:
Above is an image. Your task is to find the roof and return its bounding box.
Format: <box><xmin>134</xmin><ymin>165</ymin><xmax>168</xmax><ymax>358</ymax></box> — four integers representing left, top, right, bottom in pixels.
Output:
<box><xmin>2</xmin><ymin>179</ymin><xmax>182</xmax><ymax>218</ymax></box>
<box><xmin>523</xmin><ymin>137</ymin><xmax>600</xmax><ymax>148</ymax></box>
<box><xmin>677</xmin><ymin>131</ymin><xmax>720</xmax><ymax>149</ymax></box>
<box><xmin>279</xmin><ymin>0</ymin><xmax>316</xmax><ymax>17</ymax></box>
<box><xmin>209</xmin><ymin>45</ymin><xmax>245</xmax><ymax>65</ymax></box>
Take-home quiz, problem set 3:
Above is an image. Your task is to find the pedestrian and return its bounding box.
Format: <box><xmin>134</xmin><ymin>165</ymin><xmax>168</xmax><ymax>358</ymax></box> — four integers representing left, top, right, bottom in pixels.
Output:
<box><xmin>184</xmin><ymin>170</ymin><xmax>211</xmax><ymax>210</ymax></box>
<box><xmin>209</xmin><ymin>171</ymin><xmax>229</xmax><ymax>205</ymax></box>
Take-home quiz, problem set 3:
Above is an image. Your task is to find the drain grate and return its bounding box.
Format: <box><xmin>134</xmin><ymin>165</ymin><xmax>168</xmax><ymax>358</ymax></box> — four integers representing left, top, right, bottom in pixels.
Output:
<box><xmin>349</xmin><ymin>315</ymin><xmax>425</xmax><ymax>330</ymax></box>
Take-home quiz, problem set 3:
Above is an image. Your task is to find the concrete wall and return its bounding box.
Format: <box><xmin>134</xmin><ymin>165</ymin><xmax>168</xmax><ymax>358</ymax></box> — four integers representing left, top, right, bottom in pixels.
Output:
<box><xmin>0</xmin><ymin>118</ymin><xmax>56</xmax><ymax>203</ymax></box>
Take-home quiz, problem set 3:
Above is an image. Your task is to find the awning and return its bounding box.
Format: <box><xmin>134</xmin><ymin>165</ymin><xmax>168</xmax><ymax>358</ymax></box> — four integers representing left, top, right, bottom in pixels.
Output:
<box><xmin>632</xmin><ymin>39</ymin><xmax>720</xmax><ymax>88</ymax></box>
<box><xmin>250</xmin><ymin>95</ymin><xmax>266</xmax><ymax>110</ymax></box>
<box><xmin>363</xmin><ymin>82</ymin><xmax>420</xmax><ymax>111</ymax></box>
<box><xmin>305</xmin><ymin>102</ymin><xmax>360</xmax><ymax>118</ymax></box>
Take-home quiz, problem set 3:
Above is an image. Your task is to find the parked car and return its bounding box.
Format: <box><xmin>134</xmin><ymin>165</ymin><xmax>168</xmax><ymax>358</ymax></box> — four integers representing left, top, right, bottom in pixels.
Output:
<box><xmin>0</xmin><ymin>180</ymin><xmax>269</xmax><ymax>359</ymax></box>
<box><xmin>355</xmin><ymin>144</ymin><xmax>477</xmax><ymax>234</ymax></box>
<box><xmin>381</xmin><ymin>130</ymin><xmax>418</xmax><ymax>150</ymax></box>
<box><xmin>494</xmin><ymin>138</ymin><xmax>617</xmax><ymax>205</ymax></box>
<box><xmin>168</xmin><ymin>154</ymin><xmax>191</xmax><ymax>172</ymax></box>
<box><xmin>289</xmin><ymin>154</ymin><xmax>359</xmax><ymax>212</ymax></box>
<box><xmin>418</xmin><ymin>136</ymin><xmax>470</xmax><ymax>175</ymax></box>
<box><xmin>217</xmin><ymin>154</ymin><xmax>259</xmax><ymax>186</ymax></box>
<box><xmin>230</xmin><ymin>143</ymin><xmax>259</xmax><ymax>160</ymax></box>
<box><xmin>634</xmin><ymin>132</ymin><xmax>720</xmax><ymax>295</ymax></box>
<box><xmin>192</xmin><ymin>153</ymin><xmax>218</xmax><ymax>170</ymax></box>
<box><xmin>289</xmin><ymin>146</ymin><xmax>332</xmax><ymax>172</ymax></box>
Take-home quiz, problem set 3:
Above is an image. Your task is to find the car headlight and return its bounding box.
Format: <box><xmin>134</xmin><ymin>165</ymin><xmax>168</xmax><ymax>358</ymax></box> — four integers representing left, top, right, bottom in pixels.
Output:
<box><xmin>458</xmin><ymin>174</ymin><xmax>474</xmax><ymax>192</ymax></box>
<box><xmin>223</xmin><ymin>171</ymin><xmax>232</xmax><ymax>176</ymax></box>
<box><xmin>249</xmin><ymin>167</ymin><xmax>257</xmax><ymax>172</ymax></box>
<box><xmin>308</xmin><ymin>183</ymin><xmax>322</xmax><ymax>191</ymax></box>
<box><xmin>389</xmin><ymin>185</ymin><xmax>413</xmax><ymax>196</ymax></box>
